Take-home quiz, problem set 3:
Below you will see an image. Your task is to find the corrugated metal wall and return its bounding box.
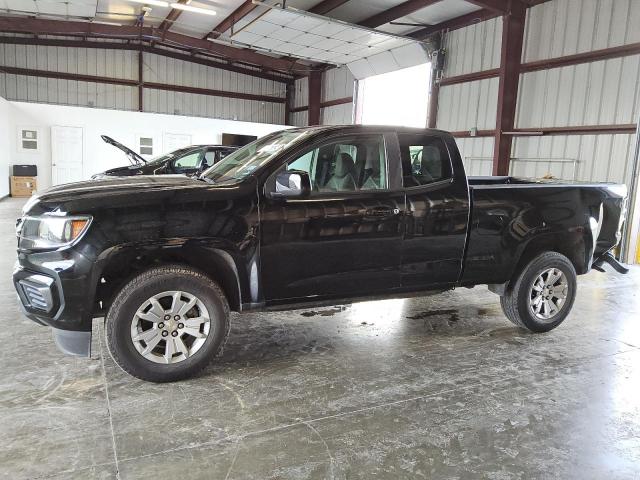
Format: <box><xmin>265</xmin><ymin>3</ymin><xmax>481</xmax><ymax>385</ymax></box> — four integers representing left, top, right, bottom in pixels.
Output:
<box><xmin>436</xmin><ymin>0</ymin><xmax>640</xmax><ymax>181</ymax></box>
<box><xmin>0</xmin><ymin>38</ymin><xmax>286</xmax><ymax>124</ymax></box>
<box><xmin>290</xmin><ymin>67</ymin><xmax>354</xmax><ymax>126</ymax></box>
<box><xmin>513</xmin><ymin>0</ymin><xmax>640</xmax><ymax>182</ymax></box>
<box><xmin>511</xmin><ymin>134</ymin><xmax>636</xmax><ymax>183</ymax></box>
<box><xmin>143</xmin><ymin>53</ymin><xmax>285</xmax><ymax>122</ymax></box>
<box><xmin>291</xmin><ymin>76</ymin><xmax>308</xmax><ymax>127</ymax></box>
<box><xmin>320</xmin><ymin>66</ymin><xmax>354</xmax><ymax>125</ymax></box>
<box><xmin>442</xmin><ymin>16</ymin><xmax>502</xmax><ymax>77</ymax></box>
<box><xmin>437</xmin><ymin>17</ymin><xmax>502</xmax><ymax>172</ymax></box>
<box><xmin>322</xmin><ymin>66</ymin><xmax>353</xmax><ymax>101</ymax></box>
<box><xmin>0</xmin><ymin>42</ymin><xmax>138</xmax><ymax>110</ymax></box>
<box><xmin>437</xmin><ymin>78</ymin><xmax>499</xmax><ymax>131</ymax></box>
<box><xmin>523</xmin><ymin>0</ymin><xmax>640</xmax><ymax>62</ymax></box>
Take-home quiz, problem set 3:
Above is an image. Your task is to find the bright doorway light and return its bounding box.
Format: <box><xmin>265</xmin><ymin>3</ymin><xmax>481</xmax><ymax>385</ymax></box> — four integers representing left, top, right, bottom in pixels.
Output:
<box><xmin>357</xmin><ymin>63</ymin><xmax>431</xmax><ymax>128</ymax></box>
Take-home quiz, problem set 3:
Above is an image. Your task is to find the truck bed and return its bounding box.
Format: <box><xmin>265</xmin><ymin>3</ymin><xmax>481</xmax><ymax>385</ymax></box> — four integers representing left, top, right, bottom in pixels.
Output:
<box><xmin>461</xmin><ymin>176</ymin><xmax>627</xmax><ymax>286</ymax></box>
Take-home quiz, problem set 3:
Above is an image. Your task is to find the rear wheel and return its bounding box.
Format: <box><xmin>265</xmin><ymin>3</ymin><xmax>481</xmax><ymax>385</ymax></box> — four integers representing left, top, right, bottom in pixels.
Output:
<box><xmin>500</xmin><ymin>251</ymin><xmax>577</xmax><ymax>332</ymax></box>
<box><xmin>106</xmin><ymin>265</ymin><xmax>230</xmax><ymax>382</ymax></box>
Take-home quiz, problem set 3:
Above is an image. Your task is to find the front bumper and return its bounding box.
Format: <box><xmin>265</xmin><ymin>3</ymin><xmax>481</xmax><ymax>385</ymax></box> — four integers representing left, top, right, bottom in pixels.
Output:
<box><xmin>13</xmin><ymin>247</ymin><xmax>97</xmax><ymax>357</ymax></box>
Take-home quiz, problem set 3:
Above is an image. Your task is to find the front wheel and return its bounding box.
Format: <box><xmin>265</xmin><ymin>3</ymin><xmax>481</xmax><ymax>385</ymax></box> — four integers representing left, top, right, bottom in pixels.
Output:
<box><xmin>500</xmin><ymin>251</ymin><xmax>577</xmax><ymax>332</ymax></box>
<box><xmin>105</xmin><ymin>265</ymin><xmax>230</xmax><ymax>382</ymax></box>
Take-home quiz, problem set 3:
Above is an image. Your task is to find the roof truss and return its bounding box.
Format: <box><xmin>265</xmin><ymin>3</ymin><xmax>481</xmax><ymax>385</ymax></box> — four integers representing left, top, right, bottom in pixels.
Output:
<box><xmin>0</xmin><ymin>16</ymin><xmax>311</xmax><ymax>76</ymax></box>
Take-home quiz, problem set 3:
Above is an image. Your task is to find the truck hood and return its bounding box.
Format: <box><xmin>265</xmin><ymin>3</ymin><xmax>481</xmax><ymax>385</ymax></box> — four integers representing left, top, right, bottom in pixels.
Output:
<box><xmin>24</xmin><ymin>175</ymin><xmax>250</xmax><ymax>215</ymax></box>
<box><xmin>101</xmin><ymin>135</ymin><xmax>147</xmax><ymax>165</ymax></box>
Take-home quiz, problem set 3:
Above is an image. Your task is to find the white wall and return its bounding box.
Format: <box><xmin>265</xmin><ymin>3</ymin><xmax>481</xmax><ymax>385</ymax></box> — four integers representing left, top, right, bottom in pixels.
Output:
<box><xmin>5</xmin><ymin>101</ymin><xmax>287</xmax><ymax>191</ymax></box>
<box><xmin>0</xmin><ymin>96</ymin><xmax>10</xmax><ymax>197</ymax></box>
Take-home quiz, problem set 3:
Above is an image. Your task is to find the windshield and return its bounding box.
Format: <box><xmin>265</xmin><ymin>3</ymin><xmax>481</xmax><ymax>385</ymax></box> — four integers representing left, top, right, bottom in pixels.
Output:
<box><xmin>201</xmin><ymin>130</ymin><xmax>310</xmax><ymax>184</ymax></box>
<box><xmin>144</xmin><ymin>147</ymin><xmax>198</xmax><ymax>167</ymax></box>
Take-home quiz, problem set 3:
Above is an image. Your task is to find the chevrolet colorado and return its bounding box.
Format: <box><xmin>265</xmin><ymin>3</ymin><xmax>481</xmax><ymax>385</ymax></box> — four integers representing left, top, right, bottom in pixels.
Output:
<box><xmin>14</xmin><ymin>126</ymin><xmax>629</xmax><ymax>382</ymax></box>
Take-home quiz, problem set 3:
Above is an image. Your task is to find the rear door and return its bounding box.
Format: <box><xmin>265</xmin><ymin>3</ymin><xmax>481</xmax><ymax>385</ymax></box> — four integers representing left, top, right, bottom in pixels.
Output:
<box><xmin>260</xmin><ymin>132</ymin><xmax>406</xmax><ymax>302</ymax></box>
<box><xmin>398</xmin><ymin>133</ymin><xmax>470</xmax><ymax>288</ymax></box>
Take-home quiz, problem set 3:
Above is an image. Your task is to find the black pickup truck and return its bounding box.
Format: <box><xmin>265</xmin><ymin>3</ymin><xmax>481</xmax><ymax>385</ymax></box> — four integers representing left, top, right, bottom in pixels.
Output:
<box><xmin>14</xmin><ymin>126</ymin><xmax>629</xmax><ymax>382</ymax></box>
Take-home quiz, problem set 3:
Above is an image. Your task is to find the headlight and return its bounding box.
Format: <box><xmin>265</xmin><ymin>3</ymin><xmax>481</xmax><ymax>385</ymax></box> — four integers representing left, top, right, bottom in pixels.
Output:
<box><xmin>18</xmin><ymin>215</ymin><xmax>92</xmax><ymax>250</ymax></box>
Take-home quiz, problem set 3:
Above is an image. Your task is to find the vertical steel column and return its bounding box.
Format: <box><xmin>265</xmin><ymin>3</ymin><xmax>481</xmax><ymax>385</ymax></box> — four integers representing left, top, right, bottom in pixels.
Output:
<box><xmin>308</xmin><ymin>70</ymin><xmax>322</xmax><ymax>126</ymax></box>
<box><xmin>492</xmin><ymin>0</ymin><xmax>526</xmax><ymax>176</ymax></box>
<box><xmin>138</xmin><ymin>48</ymin><xmax>143</xmax><ymax>112</ymax></box>
<box><xmin>284</xmin><ymin>83</ymin><xmax>292</xmax><ymax>125</ymax></box>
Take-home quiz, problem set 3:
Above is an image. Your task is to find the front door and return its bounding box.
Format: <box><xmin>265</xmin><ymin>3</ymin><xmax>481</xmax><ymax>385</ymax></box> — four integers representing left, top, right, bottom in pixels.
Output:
<box><xmin>260</xmin><ymin>133</ymin><xmax>405</xmax><ymax>302</ymax></box>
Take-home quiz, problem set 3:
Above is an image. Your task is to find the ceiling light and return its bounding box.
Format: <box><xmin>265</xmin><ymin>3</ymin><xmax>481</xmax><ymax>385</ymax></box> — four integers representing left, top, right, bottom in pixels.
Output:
<box><xmin>124</xmin><ymin>0</ymin><xmax>169</xmax><ymax>7</ymax></box>
<box><xmin>91</xmin><ymin>20</ymin><xmax>123</xmax><ymax>26</ymax></box>
<box><xmin>170</xmin><ymin>3</ymin><xmax>216</xmax><ymax>15</ymax></box>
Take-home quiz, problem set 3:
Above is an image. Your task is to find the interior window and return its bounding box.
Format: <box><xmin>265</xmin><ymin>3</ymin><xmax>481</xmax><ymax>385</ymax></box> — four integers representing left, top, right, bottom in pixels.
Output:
<box><xmin>398</xmin><ymin>134</ymin><xmax>452</xmax><ymax>187</ymax></box>
<box><xmin>283</xmin><ymin>135</ymin><xmax>387</xmax><ymax>193</ymax></box>
<box><xmin>202</xmin><ymin>150</ymin><xmax>217</xmax><ymax>169</ymax></box>
<box><xmin>174</xmin><ymin>151</ymin><xmax>201</xmax><ymax>170</ymax></box>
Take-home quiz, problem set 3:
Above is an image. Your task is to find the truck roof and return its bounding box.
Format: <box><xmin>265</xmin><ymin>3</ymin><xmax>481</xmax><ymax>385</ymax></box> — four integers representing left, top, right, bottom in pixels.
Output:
<box><xmin>282</xmin><ymin>124</ymin><xmax>452</xmax><ymax>136</ymax></box>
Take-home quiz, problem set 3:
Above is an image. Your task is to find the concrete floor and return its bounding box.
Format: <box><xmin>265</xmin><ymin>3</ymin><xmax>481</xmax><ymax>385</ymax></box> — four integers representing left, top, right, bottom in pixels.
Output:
<box><xmin>1</xmin><ymin>196</ymin><xmax>640</xmax><ymax>480</ymax></box>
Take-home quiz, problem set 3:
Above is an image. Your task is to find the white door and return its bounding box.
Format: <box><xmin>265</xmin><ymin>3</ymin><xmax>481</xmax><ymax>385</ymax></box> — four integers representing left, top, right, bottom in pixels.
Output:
<box><xmin>163</xmin><ymin>133</ymin><xmax>192</xmax><ymax>153</ymax></box>
<box><xmin>51</xmin><ymin>126</ymin><xmax>84</xmax><ymax>185</ymax></box>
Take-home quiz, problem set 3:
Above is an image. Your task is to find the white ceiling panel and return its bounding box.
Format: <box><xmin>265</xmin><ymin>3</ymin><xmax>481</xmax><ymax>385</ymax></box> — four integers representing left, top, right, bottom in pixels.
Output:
<box><xmin>218</xmin><ymin>2</ymin><xmax>429</xmax><ymax>78</ymax></box>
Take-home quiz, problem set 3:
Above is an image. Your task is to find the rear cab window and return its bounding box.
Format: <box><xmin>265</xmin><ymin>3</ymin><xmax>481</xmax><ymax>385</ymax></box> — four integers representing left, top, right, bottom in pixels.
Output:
<box><xmin>398</xmin><ymin>133</ymin><xmax>452</xmax><ymax>188</ymax></box>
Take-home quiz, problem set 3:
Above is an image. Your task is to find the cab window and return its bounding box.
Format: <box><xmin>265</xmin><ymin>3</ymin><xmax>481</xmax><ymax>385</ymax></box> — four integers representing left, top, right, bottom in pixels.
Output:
<box><xmin>202</xmin><ymin>150</ymin><xmax>217</xmax><ymax>169</ymax></box>
<box><xmin>173</xmin><ymin>151</ymin><xmax>202</xmax><ymax>171</ymax></box>
<box><xmin>398</xmin><ymin>134</ymin><xmax>452</xmax><ymax>187</ymax></box>
<box><xmin>284</xmin><ymin>135</ymin><xmax>387</xmax><ymax>193</ymax></box>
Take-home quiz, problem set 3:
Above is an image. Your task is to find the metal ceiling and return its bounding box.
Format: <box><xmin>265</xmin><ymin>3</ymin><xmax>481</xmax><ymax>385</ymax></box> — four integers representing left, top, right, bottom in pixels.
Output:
<box><xmin>0</xmin><ymin>0</ymin><xmax>540</xmax><ymax>75</ymax></box>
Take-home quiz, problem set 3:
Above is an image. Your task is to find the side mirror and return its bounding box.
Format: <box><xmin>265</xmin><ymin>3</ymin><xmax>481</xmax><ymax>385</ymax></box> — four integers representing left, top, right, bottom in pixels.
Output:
<box><xmin>270</xmin><ymin>170</ymin><xmax>311</xmax><ymax>199</ymax></box>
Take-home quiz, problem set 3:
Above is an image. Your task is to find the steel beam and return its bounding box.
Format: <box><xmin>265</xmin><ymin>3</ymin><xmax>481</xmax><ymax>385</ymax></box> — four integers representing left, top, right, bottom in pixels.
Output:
<box><xmin>309</xmin><ymin>0</ymin><xmax>352</xmax><ymax>15</ymax></box>
<box><xmin>464</xmin><ymin>0</ymin><xmax>509</xmax><ymax>14</ymax></box>
<box><xmin>143</xmin><ymin>82</ymin><xmax>285</xmax><ymax>103</ymax></box>
<box><xmin>438</xmin><ymin>41</ymin><xmax>640</xmax><ymax>86</ymax></box>
<box><xmin>408</xmin><ymin>8</ymin><xmax>498</xmax><ymax>38</ymax></box>
<box><xmin>439</xmin><ymin>68</ymin><xmax>501</xmax><ymax>86</ymax></box>
<box><xmin>138</xmin><ymin>49</ymin><xmax>143</xmax><ymax>112</ymax></box>
<box><xmin>158</xmin><ymin>0</ymin><xmax>188</xmax><ymax>32</ymax></box>
<box><xmin>359</xmin><ymin>0</ymin><xmax>443</xmax><ymax>29</ymax></box>
<box><xmin>206</xmin><ymin>1</ymin><xmax>257</xmax><ymax>39</ymax></box>
<box><xmin>289</xmin><ymin>96</ymin><xmax>352</xmax><ymax>113</ymax></box>
<box><xmin>510</xmin><ymin>125</ymin><xmax>638</xmax><ymax>136</ymax></box>
<box><xmin>307</xmin><ymin>71</ymin><xmax>322</xmax><ymax>125</ymax></box>
<box><xmin>284</xmin><ymin>83</ymin><xmax>293</xmax><ymax>125</ymax></box>
<box><xmin>0</xmin><ymin>65</ymin><xmax>139</xmax><ymax>86</ymax></box>
<box><xmin>0</xmin><ymin>36</ymin><xmax>295</xmax><ymax>83</ymax></box>
<box><xmin>450</xmin><ymin>125</ymin><xmax>639</xmax><ymax>138</ymax></box>
<box><xmin>492</xmin><ymin>0</ymin><xmax>526</xmax><ymax>176</ymax></box>
<box><xmin>521</xmin><ymin>42</ymin><xmax>640</xmax><ymax>72</ymax></box>
<box><xmin>0</xmin><ymin>66</ymin><xmax>286</xmax><ymax>103</ymax></box>
<box><xmin>0</xmin><ymin>16</ymin><xmax>305</xmax><ymax>74</ymax></box>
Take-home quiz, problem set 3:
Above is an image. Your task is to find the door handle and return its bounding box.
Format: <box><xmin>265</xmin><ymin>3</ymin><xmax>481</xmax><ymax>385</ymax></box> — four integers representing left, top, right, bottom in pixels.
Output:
<box><xmin>364</xmin><ymin>207</ymin><xmax>401</xmax><ymax>217</ymax></box>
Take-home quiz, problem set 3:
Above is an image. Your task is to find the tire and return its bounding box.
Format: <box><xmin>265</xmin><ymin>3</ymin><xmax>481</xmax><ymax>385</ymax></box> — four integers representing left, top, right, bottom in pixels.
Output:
<box><xmin>105</xmin><ymin>265</ymin><xmax>230</xmax><ymax>382</ymax></box>
<box><xmin>500</xmin><ymin>251</ymin><xmax>577</xmax><ymax>333</ymax></box>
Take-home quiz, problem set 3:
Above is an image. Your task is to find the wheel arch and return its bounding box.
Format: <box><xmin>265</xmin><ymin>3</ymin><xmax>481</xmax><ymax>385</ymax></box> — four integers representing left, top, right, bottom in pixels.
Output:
<box><xmin>92</xmin><ymin>242</ymin><xmax>246</xmax><ymax>316</ymax></box>
<box><xmin>509</xmin><ymin>230</ymin><xmax>589</xmax><ymax>283</ymax></box>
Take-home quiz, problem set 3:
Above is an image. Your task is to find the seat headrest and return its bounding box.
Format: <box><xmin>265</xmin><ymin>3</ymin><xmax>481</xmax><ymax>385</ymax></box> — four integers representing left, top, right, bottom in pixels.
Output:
<box><xmin>334</xmin><ymin>152</ymin><xmax>355</xmax><ymax>178</ymax></box>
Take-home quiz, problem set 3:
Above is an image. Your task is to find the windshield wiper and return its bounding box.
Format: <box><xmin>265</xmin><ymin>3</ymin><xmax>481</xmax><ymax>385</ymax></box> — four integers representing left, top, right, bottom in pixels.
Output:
<box><xmin>196</xmin><ymin>176</ymin><xmax>215</xmax><ymax>184</ymax></box>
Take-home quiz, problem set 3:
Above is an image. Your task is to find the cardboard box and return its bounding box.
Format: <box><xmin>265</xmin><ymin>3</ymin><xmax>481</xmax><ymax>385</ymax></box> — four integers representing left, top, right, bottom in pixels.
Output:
<box><xmin>11</xmin><ymin>176</ymin><xmax>37</xmax><ymax>198</ymax></box>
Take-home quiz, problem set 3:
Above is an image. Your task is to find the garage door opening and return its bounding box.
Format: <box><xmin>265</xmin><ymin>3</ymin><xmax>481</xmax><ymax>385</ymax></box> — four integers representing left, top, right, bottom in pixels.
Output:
<box><xmin>356</xmin><ymin>63</ymin><xmax>431</xmax><ymax>128</ymax></box>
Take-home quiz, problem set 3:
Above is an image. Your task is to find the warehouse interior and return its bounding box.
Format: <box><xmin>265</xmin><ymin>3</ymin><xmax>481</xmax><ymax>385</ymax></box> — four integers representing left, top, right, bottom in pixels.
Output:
<box><xmin>1</xmin><ymin>0</ymin><xmax>640</xmax><ymax>478</ymax></box>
